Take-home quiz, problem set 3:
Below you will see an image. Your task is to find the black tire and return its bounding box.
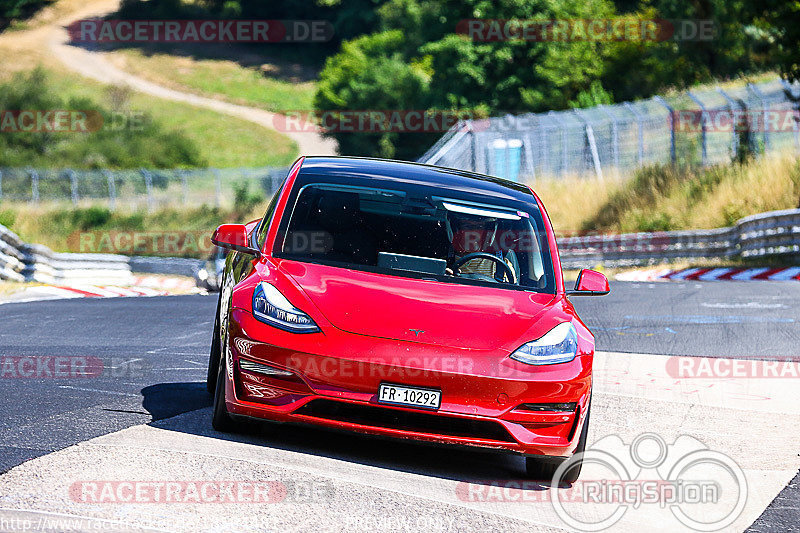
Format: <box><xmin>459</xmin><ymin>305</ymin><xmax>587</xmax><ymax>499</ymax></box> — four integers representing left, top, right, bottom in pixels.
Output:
<box><xmin>525</xmin><ymin>403</ymin><xmax>591</xmax><ymax>484</ymax></box>
<box><xmin>206</xmin><ymin>293</ymin><xmax>222</xmax><ymax>395</ymax></box>
<box><xmin>211</xmin><ymin>351</ymin><xmax>236</xmax><ymax>433</ymax></box>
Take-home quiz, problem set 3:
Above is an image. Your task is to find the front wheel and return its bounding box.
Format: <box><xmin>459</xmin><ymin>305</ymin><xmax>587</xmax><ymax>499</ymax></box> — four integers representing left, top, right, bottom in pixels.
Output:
<box><xmin>211</xmin><ymin>347</ymin><xmax>236</xmax><ymax>433</ymax></box>
<box><xmin>206</xmin><ymin>293</ymin><xmax>222</xmax><ymax>394</ymax></box>
<box><xmin>526</xmin><ymin>403</ymin><xmax>591</xmax><ymax>484</ymax></box>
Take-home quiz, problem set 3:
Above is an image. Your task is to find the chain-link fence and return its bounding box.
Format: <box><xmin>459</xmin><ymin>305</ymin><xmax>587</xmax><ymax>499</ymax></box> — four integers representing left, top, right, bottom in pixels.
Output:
<box><xmin>418</xmin><ymin>77</ymin><xmax>800</xmax><ymax>181</ymax></box>
<box><xmin>0</xmin><ymin>166</ymin><xmax>289</xmax><ymax>210</ymax></box>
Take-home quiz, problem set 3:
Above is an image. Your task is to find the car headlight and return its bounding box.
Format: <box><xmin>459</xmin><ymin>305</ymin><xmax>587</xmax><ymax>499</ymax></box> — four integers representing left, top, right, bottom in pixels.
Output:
<box><xmin>509</xmin><ymin>322</ymin><xmax>578</xmax><ymax>365</ymax></box>
<box><xmin>252</xmin><ymin>282</ymin><xmax>319</xmax><ymax>333</ymax></box>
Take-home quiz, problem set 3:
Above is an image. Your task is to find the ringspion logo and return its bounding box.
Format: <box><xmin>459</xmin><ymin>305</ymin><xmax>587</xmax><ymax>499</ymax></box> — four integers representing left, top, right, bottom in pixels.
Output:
<box><xmin>457</xmin><ymin>433</ymin><xmax>746</xmax><ymax>532</ymax></box>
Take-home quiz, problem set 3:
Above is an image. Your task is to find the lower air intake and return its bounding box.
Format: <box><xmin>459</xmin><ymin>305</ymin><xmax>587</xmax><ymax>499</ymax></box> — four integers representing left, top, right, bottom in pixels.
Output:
<box><xmin>295</xmin><ymin>399</ymin><xmax>515</xmax><ymax>443</ymax></box>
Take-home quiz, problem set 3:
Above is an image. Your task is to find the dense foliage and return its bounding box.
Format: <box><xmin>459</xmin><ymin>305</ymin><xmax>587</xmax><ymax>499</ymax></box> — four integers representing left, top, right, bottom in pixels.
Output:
<box><xmin>7</xmin><ymin>0</ymin><xmax>799</xmax><ymax>160</ymax></box>
<box><xmin>0</xmin><ymin>0</ymin><xmax>52</xmax><ymax>28</ymax></box>
<box><xmin>313</xmin><ymin>0</ymin><xmax>796</xmax><ymax>158</ymax></box>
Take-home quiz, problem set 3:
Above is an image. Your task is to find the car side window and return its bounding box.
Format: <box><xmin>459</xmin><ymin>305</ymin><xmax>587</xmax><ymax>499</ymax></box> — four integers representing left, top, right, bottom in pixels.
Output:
<box><xmin>256</xmin><ymin>178</ymin><xmax>287</xmax><ymax>248</ymax></box>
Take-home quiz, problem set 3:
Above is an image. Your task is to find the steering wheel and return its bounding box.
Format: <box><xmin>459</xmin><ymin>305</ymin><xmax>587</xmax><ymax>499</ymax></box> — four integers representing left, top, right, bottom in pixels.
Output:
<box><xmin>453</xmin><ymin>252</ymin><xmax>516</xmax><ymax>283</ymax></box>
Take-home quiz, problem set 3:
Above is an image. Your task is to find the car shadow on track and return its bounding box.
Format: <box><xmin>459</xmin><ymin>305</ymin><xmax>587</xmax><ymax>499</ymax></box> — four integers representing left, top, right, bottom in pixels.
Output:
<box><xmin>141</xmin><ymin>382</ymin><xmax>552</xmax><ymax>489</ymax></box>
<box><xmin>141</xmin><ymin>382</ymin><xmax>213</xmax><ymax>421</ymax></box>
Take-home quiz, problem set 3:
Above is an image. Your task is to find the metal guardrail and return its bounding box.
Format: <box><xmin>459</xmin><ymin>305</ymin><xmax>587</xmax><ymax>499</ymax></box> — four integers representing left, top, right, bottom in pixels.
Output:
<box><xmin>1</xmin><ymin>209</ymin><xmax>798</xmax><ymax>284</ymax></box>
<box><xmin>0</xmin><ymin>223</ymin><xmax>203</xmax><ymax>284</ymax></box>
<box><xmin>558</xmin><ymin>208</ymin><xmax>800</xmax><ymax>269</ymax></box>
<box><xmin>737</xmin><ymin>208</ymin><xmax>800</xmax><ymax>259</ymax></box>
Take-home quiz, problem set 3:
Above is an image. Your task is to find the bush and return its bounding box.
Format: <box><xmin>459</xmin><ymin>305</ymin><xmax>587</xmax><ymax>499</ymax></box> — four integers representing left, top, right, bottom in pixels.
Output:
<box><xmin>314</xmin><ymin>30</ymin><xmax>436</xmax><ymax>160</ymax></box>
<box><xmin>0</xmin><ymin>0</ymin><xmax>53</xmax><ymax>29</ymax></box>
<box><xmin>232</xmin><ymin>180</ymin><xmax>264</xmax><ymax>218</ymax></box>
<box><xmin>0</xmin><ymin>209</ymin><xmax>16</xmax><ymax>229</ymax></box>
<box><xmin>70</xmin><ymin>207</ymin><xmax>112</xmax><ymax>230</ymax></box>
<box><xmin>581</xmin><ymin>164</ymin><xmax>688</xmax><ymax>232</ymax></box>
<box><xmin>579</xmin><ymin>153</ymin><xmax>800</xmax><ymax>233</ymax></box>
<box><xmin>314</xmin><ymin>0</ymin><xmax>615</xmax><ymax>159</ymax></box>
<box><xmin>0</xmin><ymin>68</ymin><xmax>206</xmax><ymax>169</ymax></box>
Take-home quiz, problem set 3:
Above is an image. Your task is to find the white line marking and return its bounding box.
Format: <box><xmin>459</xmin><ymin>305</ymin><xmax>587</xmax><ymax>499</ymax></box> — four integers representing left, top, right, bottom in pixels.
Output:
<box><xmin>107</xmin><ymin>358</ymin><xmax>142</xmax><ymax>369</ymax></box>
<box><xmin>58</xmin><ymin>386</ymin><xmax>140</xmax><ymax>398</ymax></box>
<box><xmin>146</xmin><ymin>350</ymin><xmax>206</xmax><ymax>355</ymax></box>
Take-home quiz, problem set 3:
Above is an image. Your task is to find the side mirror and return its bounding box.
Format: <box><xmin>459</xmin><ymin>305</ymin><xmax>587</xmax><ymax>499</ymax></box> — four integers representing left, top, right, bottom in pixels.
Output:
<box><xmin>566</xmin><ymin>269</ymin><xmax>609</xmax><ymax>296</ymax></box>
<box><xmin>211</xmin><ymin>224</ymin><xmax>260</xmax><ymax>257</ymax></box>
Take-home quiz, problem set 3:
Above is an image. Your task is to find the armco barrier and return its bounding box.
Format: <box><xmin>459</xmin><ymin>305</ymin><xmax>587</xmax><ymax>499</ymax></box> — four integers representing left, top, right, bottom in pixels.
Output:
<box><xmin>737</xmin><ymin>208</ymin><xmax>800</xmax><ymax>259</ymax></box>
<box><xmin>1</xmin><ymin>209</ymin><xmax>798</xmax><ymax>283</ymax></box>
<box><xmin>0</xmin><ymin>223</ymin><xmax>203</xmax><ymax>284</ymax></box>
<box><xmin>129</xmin><ymin>256</ymin><xmax>204</xmax><ymax>278</ymax></box>
<box><xmin>559</xmin><ymin>208</ymin><xmax>800</xmax><ymax>269</ymax></box>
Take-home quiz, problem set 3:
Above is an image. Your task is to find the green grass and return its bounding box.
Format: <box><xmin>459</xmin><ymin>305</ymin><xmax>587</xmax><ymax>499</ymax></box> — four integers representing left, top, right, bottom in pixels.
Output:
<box><xmin>1</xmin><ymin>199</ymin><xmax>272</xmax><ymax>258</ymax></box>
<box><xmin>112</xmin><ymin>49</ymin><xmax>317</xmax><ymax>113</ymax></box>
<box><xmin>39</xmin><ymin>69</ymin><xmax>298</xmax><ymax>168</ymax></box>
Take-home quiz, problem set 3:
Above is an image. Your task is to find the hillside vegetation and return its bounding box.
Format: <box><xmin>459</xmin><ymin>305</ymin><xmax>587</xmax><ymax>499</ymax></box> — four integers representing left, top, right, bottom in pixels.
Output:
<box><xmin>0</xmin><ymin>186</ymin><xmax>270</xmax><ymax>257</ymax></box>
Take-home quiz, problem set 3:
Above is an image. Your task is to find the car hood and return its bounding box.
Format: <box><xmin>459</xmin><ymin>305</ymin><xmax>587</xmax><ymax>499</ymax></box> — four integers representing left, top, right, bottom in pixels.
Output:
<box><xmin>278</xmin><ymin>260</ymin><xmax>556</xmax><ymax>351</ymax></box>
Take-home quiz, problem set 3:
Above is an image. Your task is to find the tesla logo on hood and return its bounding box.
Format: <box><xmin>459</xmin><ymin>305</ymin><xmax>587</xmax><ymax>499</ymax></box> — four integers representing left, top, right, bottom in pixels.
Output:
<box><xmin>408</xmin><ymin>329</ymin><xmax>424</xmax><ymax>337</ymax></box>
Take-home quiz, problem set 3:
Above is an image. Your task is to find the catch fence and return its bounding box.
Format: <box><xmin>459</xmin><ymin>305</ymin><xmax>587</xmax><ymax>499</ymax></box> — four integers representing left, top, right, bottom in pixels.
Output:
<box><xmin>418</xmin><ymin>77</ymin><xmax>800</xmax><ymax>181</ymax></box>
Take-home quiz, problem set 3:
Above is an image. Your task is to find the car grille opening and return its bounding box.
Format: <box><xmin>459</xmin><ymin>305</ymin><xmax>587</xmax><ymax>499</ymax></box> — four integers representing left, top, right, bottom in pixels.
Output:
<box><xmin>295</xmin><ymin>399</ymin><xmax>515</xmax><ymax>443</ymax></box>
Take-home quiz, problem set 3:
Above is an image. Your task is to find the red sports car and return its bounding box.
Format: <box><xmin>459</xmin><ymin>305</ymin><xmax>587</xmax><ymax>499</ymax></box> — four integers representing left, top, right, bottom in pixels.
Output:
<box><xmin>208</xmin><ymin>156</ymin><xmax>609</xmax><ymax>482</ymax></box>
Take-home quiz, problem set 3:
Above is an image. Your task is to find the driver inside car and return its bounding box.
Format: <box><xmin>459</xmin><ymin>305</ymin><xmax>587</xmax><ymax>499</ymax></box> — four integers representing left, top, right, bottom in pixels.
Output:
<box><xmin>444</xmin><ymin>213</ymin><xmax>518</xmax><ymax>284</ymax></box>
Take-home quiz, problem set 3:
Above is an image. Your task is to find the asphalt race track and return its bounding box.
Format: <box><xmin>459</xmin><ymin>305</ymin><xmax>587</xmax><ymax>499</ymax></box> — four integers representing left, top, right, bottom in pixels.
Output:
<box><xmin>0</xmin><ymin>295</ymin><xmax>216</xmax><ymax>474</ymax></box>
<box><xmin>572</xmin><ymin>280</ymin><xmax>800</xmax><ymax>359</ymax></box>
<box><xmin>0</xmin><ymin>281</ymin><xmax>798</xmax><ymax>532</ymax></box>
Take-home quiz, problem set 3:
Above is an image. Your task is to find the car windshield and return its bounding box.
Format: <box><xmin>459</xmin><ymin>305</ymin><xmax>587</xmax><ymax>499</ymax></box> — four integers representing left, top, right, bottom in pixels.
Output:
<box><xmin>275</xmin><ymin>180</ymin><xmax>554</xmax><ymax>292</ymax></box>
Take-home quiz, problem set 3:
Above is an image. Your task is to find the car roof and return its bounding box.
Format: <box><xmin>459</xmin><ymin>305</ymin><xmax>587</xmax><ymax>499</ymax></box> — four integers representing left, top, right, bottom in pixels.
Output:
<box><xmin>299</xmin><ymin>156</ymin><xmax>534</xmax><ymax>202</ymax></box>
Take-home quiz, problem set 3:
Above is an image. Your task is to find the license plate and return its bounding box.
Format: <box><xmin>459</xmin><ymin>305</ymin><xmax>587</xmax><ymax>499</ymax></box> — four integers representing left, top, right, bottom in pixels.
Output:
<box><xmin>378</xmin><ymin>383</ymin><xmax>441</xmax><ymax>410</ymax></box>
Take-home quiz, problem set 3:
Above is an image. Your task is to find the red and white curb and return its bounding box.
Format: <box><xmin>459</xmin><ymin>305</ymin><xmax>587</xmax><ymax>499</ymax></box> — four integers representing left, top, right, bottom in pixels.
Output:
<box><xmin>0</xmin><ymin>275</ymin><xmax>201</xmax><ymax>304</ymax></box>
<box><xmin>35</xmin><ymin>285</ymin><xmax>171</xmax><ymax>299</ymax></box>
<box><xmin>616</xmin><ymin>266</ymin><xmax>800</xmax><ymax>282</ymax></box>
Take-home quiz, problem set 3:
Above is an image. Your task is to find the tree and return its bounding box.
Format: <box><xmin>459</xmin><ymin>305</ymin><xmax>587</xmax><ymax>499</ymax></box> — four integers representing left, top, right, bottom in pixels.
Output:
<box><xmin>314</xmin><ymin>30</ymin><xmax>435</xmax><ymax>159</ymax></box>
<box><xmin>749</xmin><ymin>0</ymin><xmax>800</xmax><ymax>82</ymax></box>
<box><xmin>315</xmin><ymin>0</ymin><xmax>618</xmax><ymax>158</ymax></box>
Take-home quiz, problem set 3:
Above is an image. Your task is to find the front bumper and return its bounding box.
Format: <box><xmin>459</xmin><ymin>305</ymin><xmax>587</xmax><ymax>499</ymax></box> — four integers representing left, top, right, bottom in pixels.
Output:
<box><xmin>223</xmin><ymin>309</ymin><xmax>592</xmax><ymax>457</ymax></box>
